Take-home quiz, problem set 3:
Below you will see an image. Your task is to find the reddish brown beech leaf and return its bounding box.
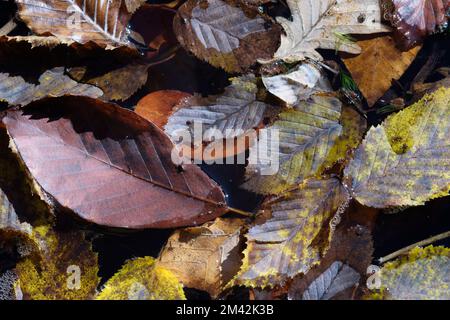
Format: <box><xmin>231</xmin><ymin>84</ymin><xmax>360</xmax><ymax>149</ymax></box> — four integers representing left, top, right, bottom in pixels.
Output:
<box><xmin>16</xmin><ymin>0</ymin><xmax>145</xmax><ymax>47</ymax></box>
<box><xmin>387</xmin><ymin>0</ymin><xmax>450</xmax><ymax>49</ymax></box>
<box><xmin>136</xmin><ymin>90</ymin><xmax>192</xmax><ymax>128</ymax></box>
<box><xmin>173</xmin><ymin>0</ymin><xmax>281</xmax><ymax>73</ymax></box>
<box><xmin>2</xmin><ymin>96</ymin><xmax>227</xmax><ymax>229</ymax></box>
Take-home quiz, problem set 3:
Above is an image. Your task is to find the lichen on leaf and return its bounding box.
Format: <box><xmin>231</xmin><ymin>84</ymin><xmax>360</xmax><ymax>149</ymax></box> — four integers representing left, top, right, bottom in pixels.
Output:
<box><xmin>344</xmin><ymin>87</ymin><xmax>450</xmax><ymax>208</ymax></box>
<box><xmin>232</xmin><ymin>177</ymin><xmax>350</xmax><ymax>288</ymax></box>
<box><xmin>97</xmin><ymin>257</ymin><xmax>186</xmax><ymax>300</ymax></box>
<box><xmin>367</xmin><ymin>246</ymin><xmax>450</xmax><ymax>300</ymax></box>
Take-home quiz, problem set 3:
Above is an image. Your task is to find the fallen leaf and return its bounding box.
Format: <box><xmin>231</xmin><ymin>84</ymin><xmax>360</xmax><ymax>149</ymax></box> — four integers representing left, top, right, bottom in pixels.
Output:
<box><xmin>342</xmin><ymin>35</ymin><xmax>421</xmax><ymax>107</ymax></box>
<box><xmin>244</xmin><ymin>94</ymin><xmax>365</xmax><ymax>195</ymax></box>
<box><xmin>173</xmin><ymin>0</ymin><xmax>281</xmax><ymax>73</ymax></box>
<box><xmin>366</xmin><ymin>245</ymin><xmax>450</xmax><ymax>300</ymax></box>
<box><xmin>15</xmin><ymin>225</ymin><xmax>100</xmax><ymax>300</ymax></box>
<box><xmin>0</xmin><ymin>67</ymin><xmax>103</xmax><ymax>106</ymax></box>
<box><xmin>84</xmin><ymin>63</ymin><xmax>150</xmax><ymax>101</ymax></box>
<box><xmin>412</xmin><ymin>67</ymin><xmax>450</xmax><ymax>100</ymax></box>
<box><xmin>0</xmin><ymin>188</ymin><xmax>33</xmax><ymax>242</ymax></box>
<box><xmin>232</xmin><ymin>177</ymin><xmax>350</xmax><ymax>288</ymax></box>
<box><xmin>156</xmin><ymin>217</ymin><xmax>245</xmax><ymax>298</ymax></box>
<box><xmin>262</xmin><ymin>62</ymin><xmax>333</xmax><ymax>106</ymax></box>
<box><xmin>388</xmin><ymin>0</ymin><xmax>450</xmax><ymax>49</ymax></box>
<box><xmin>0</xmin><ymin>270</ymin><xmax>22</xmax><ymax>300</ymax></box>
<box><xmin>273</xmin><ymin>0</ymin><xmax>390</xmax><ymax>63</ymax></box>
<box><xmin>97</xmin><ymin>256</ymin><xmax>186</xmax><ymax>300</ymax></box>
<box><xmin>344</xmin><ymin>87</ymin><xmax>450</xmax><ymax>208</ymax></box>
<box><xmin>135</xmin><ymin>90</ymin><xmax>192</xmax><ymax>128</ymax></box>
<box><xmin>16</xmin><ymin>0</ymin><xmax>145</xmax><ymax>47</ymax></box>
<box><xmin>3</xmin><ymin>96</ymin><xmax>227</xmax><ymax>229</ymax></box>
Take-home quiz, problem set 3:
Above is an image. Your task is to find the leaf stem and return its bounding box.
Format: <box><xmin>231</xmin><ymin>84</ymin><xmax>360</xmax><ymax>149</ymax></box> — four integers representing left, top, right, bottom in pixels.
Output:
<box><xmin>226</xmin><ymin>207</ymin><xmax>254</xmax><ymax>218</ymax></box>
<box><xmin>378</xmin><ymin>230</ymin><xmax>450</xmax><ymax>264</ymax></box>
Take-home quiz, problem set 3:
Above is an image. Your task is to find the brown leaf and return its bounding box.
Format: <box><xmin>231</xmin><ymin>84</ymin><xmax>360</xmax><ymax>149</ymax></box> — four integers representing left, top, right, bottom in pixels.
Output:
<box><xmin>16</xmin><ymin>0</ymin><xmax>145</xmax><ymax>47</ymax></box>
<box><xmin>386</xmin><ymin>0</ymin><xmax>450</xmax><ymax>49</ymax></box>
<box><xmin>84</xmin><ymin>63</ymin><xmax>150</xmax><ymax>102</ymax></box>
<box><xmin>342</xmin><ymin>35</ymin><xmax>421</xmax><ymax>107</ymax></box>
<box><xmin>156</xmin><ymin>217</ymin><xmax>245</xmax><ymax>297</ymax></box>
<box><xmin>135</xmin><ymin>90</ymin><xmax>192</xmax><ymax>128</ymax></box>
<box><xmin>3</xmin><ymin>96</ymin><xmax>227</xmax><ymax>229</ymax></box>
<box><xmin>173</xmin><ymin>0</ymin><xmax>281</xmax><ymax>73</ymax></box>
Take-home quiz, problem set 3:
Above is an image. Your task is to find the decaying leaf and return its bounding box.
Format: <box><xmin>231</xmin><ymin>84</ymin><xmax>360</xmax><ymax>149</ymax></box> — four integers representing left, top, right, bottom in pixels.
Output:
<box><xmin>367</xmin><ymin>246</ymin><xmax>450</xmax><ymax>300</ymax></box>
<box><xmin>82</xmin><ymin>63</ymin><xmax>150</xmax><ymax>101</ymax></box>
<box><xmin>3</xmin><ymin>96</ymin><xmax>227</xmax><ymax>229</ymax></box>
<box><xmin>165</xmin><ymin>75</ymin><xmax>267</xmax><ymax>142</ymax></box>
<box><xmin>344</xmin><ymin>87</ymin><xmax>450</xmax><ymax>208</ymax></box>
<box><xmin>388</xmin><ymin>0</ymin><xmax>450</xmax><ymax>49</ymax></box>
<box><xmin>300</xmin><ymin>261</ymin><xmax>360</xmax><ymax>300</ymax></box>
<box><xmin>0</xmin><ymin>188</ymin><xmax>33</xmax><ymax>242</ymax></box>
<box><xmin>244</xmin><ymin>94</ymin><xmax>366</xmax><ymax>195</ymax></box>
<box><xmin>273</xmin><ymin>0</ymin><xmax>390</xmax><ymax>63</ymax></box>
<box><xmin>232</xmin><ymin>177</ymin><xmax>350</xmax><ymax>288</ymax></box>
<box><xmin>156</xmin><ymin>217</ymin><xmax>244</xmax><ymax>298</ymax></box>
<box><xmin>262</xmin><ymin>62</ymin><xmax>333</xmax><ymax>106</ymax></box>
<box><xmin>16</xmin><ymin>0</ymin><xmax>145</xmax><ymax>47</ymax></box>
<box><xmin>15</xmin><ymin>225</ymin><xmax>100</xmax><ymax>300</ymax></box>
<box><xmin>412</xmin><ymin>67</ymin><xmax>450</xmax><ymax>100</ymax></box>
<box><xmin>135</xmin><ymin>90</ymin><xmax>192</xmax><ymax>128</ymax></box>
<box><xmin>97</xmin><ymin>256</ymin><xmax>186</xmax><ymax>300</ymax></box>
<box><xmin>342</xmin><ymin>35</ymin><xmax>421</xmax><ymax>107</ymax></box>
<box><xmin>0</xmin><ymin>67</ymin><xmax>103</xmax><ymax>106</ymax></box>
<box><xmin>0</xmin><ymin>270</ymin><xmax>22</xmax><ymax>300</ymax></box>
<box><xmin>173</xmin><ymin>0</ymin><xmax>281</xmax><ymax>73</ymax></box>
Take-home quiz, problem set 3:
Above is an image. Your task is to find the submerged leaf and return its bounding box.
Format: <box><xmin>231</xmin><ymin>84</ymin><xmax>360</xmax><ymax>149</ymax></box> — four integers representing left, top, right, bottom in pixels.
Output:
<box><xmin>0</xmin><ymin>67</ymin><xmax>103</xmax><ymax>106</ymax></box>
<box><xmin>367</xmin><ymin>246</ymin><xmax>450</xmax><ymax>300</ymax></box>
<box><xmin>16</xmin><ymin>0</ymin><xmax>145</xmax><ymax>47</ymax></box>
<box><xmin>157</xmin><ymin>218</ymin><xmax>244</xmax><ymax>298</ymax></box>
<box><xmin>233</xmin><ymin>177</ymin><xmax>350</xmax><ymax>288</ymax></box>
<box><xmin>97</xmin><ymin>257</ymin><xmax>186</xmax><ymax>300</ymax></box>
<box><xmin>3</xmin><ymin>96</ymin><xmax>227</xmax><ymax>229</ymax></box>
<box><xmin>274</xmin><ymin>0</ymin><xmax>390</xmax><ymax>63</ymax></box>
<box><xmin>344</xmin><ymin>87</ymin><xmax>450</xmax><ymax>208</ymax></box>
<box><xmin>173</xmin><ymin>0</ymin><xmax>281</xmax><ymax>73</ymax></box>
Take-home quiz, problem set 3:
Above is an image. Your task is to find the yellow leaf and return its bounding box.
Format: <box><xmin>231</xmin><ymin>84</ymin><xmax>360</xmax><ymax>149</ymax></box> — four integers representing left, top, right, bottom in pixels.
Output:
<box><xmin>97</xmin><ymin>257</ymin><xmax>186</xmax><ymax>300</ymax></box>
<box><xmin>232</xmin><ymin>177</ymin><xmax>350</xmax><ymax>288</ymax></box>
<box><xmin>344</xmin><ymin>87</ymin><xmax>450</xmax><ymax>208</ymax></box>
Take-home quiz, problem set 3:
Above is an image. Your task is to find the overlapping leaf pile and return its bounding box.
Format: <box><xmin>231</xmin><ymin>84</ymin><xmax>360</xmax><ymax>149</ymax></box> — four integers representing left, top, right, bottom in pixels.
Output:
<box><xmin>0</xmin><ymin>0</ymin><xmax>449</xmax><ymax>301</ymax></box>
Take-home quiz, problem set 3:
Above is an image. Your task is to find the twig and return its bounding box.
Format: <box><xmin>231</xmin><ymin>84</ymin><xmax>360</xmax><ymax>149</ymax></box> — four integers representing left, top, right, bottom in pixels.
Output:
<box><xmin>227</xmin><ymin>207</ymin><xmax>254</xmax><ymax>218</ymax></box>
<box><xmin>378</xmin><ymin>230</ymin><xmax>450</xmax><ymax>264</ymax></box>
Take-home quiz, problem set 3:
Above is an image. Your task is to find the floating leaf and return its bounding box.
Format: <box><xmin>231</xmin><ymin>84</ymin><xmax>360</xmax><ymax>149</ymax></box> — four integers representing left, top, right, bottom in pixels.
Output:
<box><xmin>244</xmin><ymin>95</ymin><xmax>365</xmax><ymax>195</ymax></box>
<box><xmin>97</xmin><ymin>257</ymin><xmax>186</xmax><ymax>300</ymax></box>
<box><xmin>300</xmin><ymin>261</ymin><xmax>360</xmax><ymax>300</ymax></box>
<box><xmin>388</xmin><ymin>0</ymin><xmax>450</xmax><ymax>49</ymax></box>
<box><xmin>367</xmin><ymin>246</ymin><xmax>450</xmax><ymax>300</ymax></box>
<box><xmin>156</xmin><ymin>218</ymin><xmax>244</xmax><ymax>298</ymax></box>
<box><xmin>233</xmin><ymin>177</ymin><xmax>350</xmax><ymax>288</ymax></box>
<box><xmin>273</xmin><ymin>0</ymin><xmax>390</xmax><ymax>63</ymax></box>
<box><xmin>0</xmin><ymin>67</ymin><xmax>103</xmax><ymax>106</ymax></box>
<box><xmin>3</xmin><ymin>96</ymin><xmax>227</xmax><ymax>229</ymax></box>
<box><xmin>342</xmin><ymin>35</ymin><xmax>421</xmax><ymax>107</ymax></box>
<box><xmin>262</xmin><ymin>62</ymin><xmax>332</xmax><ymax>106</ymax></box>
<box><xmin>16</xmin><ymin>0</ymin><xmax>145</xmax><ymax>47</ymax></box>
<box><xmin>344</xmin><ymin>87</ymin><xmax>450</xmax><ymax>208</ymax></box>
<box><xmin>15</xmin><ymin>225</ymin><xmax>100</xmax><ymax>300</ymax></box>
<box><xmin>173</xmin><ymin>0</ymin><xmax>281</xmax><ymax>73</ymax></box>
